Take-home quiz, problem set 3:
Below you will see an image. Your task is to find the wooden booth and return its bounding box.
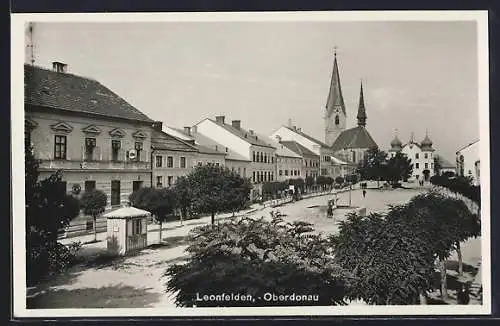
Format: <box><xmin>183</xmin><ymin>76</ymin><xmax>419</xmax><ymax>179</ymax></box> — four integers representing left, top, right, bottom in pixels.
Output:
<box><xmin>103</xmin><ymin>206</ymin><xmax>150</xmax><ymax>256</ymax></box>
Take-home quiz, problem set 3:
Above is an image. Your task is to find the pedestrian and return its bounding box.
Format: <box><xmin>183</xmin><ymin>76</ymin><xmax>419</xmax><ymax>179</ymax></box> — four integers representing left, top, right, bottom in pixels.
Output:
<box><xmin>362</xmin><ymin>189</ymin><xmax>366</xmax><ymax>198</ymax></box>
<box><xmin>457</xmin><ymin>283</ymin><xmax>470</xmax><ymax>305</ymax></box>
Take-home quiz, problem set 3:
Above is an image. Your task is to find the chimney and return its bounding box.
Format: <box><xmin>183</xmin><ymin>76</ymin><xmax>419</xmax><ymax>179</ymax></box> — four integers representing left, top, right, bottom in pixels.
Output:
<box><xmin>215</xmin><ymin>115</ymin><xmax>225</xmax><ymax>124</ymax></box>
<box><xmin>249</xmin><ymin>130</ymin><xmax>254</xmax><ymax>135</ymax></box>
<box><xmin>152</xmin><ymin>121</ymin><xmax>163</xmax><ymax>131</ymax></box>
<box><xmin>191</xmin><ymin>125</ymin><xmax>197</xmax><ymax>134</ymax></box>
<box><xmin>275</xmin><ymin>135</ymin><xmax>282</xmax><ymax>142</ymax></box>
<box><xmin>231</xmin><ymin>120</ymin><xmax>241</xmax><ymax>129</ymax></box>
<box><xmin>183</xmin><ymin>126</ymin><xmax>191</xmax><ymax>136</ymax></box>
<box><xmin>288</xmin><ymin>118</ymin><xmax>292</xmax><ymax>127</ymax></box>
<box><xmin>52</xmin><ymin>61</ymin><xmax>68</xmax><ymax>73</ymax></box>
<box><xmin>293</xmin><ymin>126</ymin><xmax>297</xmax><ymax>131</ymax></box>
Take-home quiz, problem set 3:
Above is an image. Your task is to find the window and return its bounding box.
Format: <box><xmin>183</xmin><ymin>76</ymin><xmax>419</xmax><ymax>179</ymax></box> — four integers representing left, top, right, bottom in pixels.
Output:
<box><xmin>198</xmin><ymin>162</ymin><xmax>202</xmax><ymax>167</ymax></box>
<box><xmin>84</xmin><ymin>180</ymin><xmax>96</xmax><ymax>193</ymax></box>
<box><xmin>243</xmin><ymin>168</ymin><xmax>246</xmax><ymax>177</ymax></box>
<box><xmin>238</xmin><ymin>167</ymin><xmax>241</xmax><ymax>175</ymax></box>
<box><xmin>352</xmin><ymin>152</ymin><xmax>356</xmax><ymax>163</ymax></box>
<box><xmin>132</xmin><ymin>219</ymin><xmax>142</xmax><ymax>235</ymax></box>
<box><xmin>253</xmin><ymin>171</ymin><xmax>256</xmax><ymax>183</ymax></box>
<box><xmin>215</xmin><ymin>163</ymin><xmax>220</xmax><ymax>167</ymax></box>
<box><xmin>305</xmin><ymin>160</ymin><xmax>308</xmax><ymax>167</ymax></box>
<box><xmin>155</xmin><ymin>155</ymin><xmax>163</xmax><ymax>168</ymax></box>
<box><xmin>260</xmin><ymin>152</ymin><xmax>263</xmax><ymax>162</ymax></box>
<box><xmin>156</xmin><ymin>176</ymin><xmax>163</xmax><ymax>188</ymax></box>
<box><xmin>252</xmin><ymin>151</ymin><xmax>256</xmax><ymax>162</ymax></box>
<box><xmin>54</xmin><ymin>135</ymin><xmax>67</xmax><ymax>159</ymax></box>
<box><xmin>415</xmin><ymin>163</ymin><xmax>419</xmax><ymax>169</ymax></box>
<box><xmin>111</xmin><ymin>180</ymin><xmax>121</xmax><ymax>206</ymax></box>
<box><xmin>424</xmin><ymin>153</ymin><xmax>428</xmax><ymax>159</ymax></box>
<box><xmin>111</xmin><ymin>140</ymin><xmax>121</xmax><ymax>161</ymax></box>
<box><xmin>271</xmin><ymin>156</ymin><xmax>274</xmax><ymax>164</ymax></box>
<box><xmin>135</xmin><ymin>142</ymin><xmax>143</xmax><ymax>161</ymax></box>
<box><xmin>167</xmin><ymin>156</ymin><xmax>174</xmax><ymax>168</ymax></box>
<box><xmin>431</xmin><ymin>163</ymin><xmax>434</xmax><ymax>169</ymax></box>
<box><xmin>84</xmin><ymin>137</ymin><xmax>96</xmax><ymax>161</ymax></box>
<box><xmin>298</xmin><ymin>170</ymin><xmax>300</xmax><ymax>176</ymax></box>
<box><xmin>168</xmin><ymin>176</ymin><xmax>173</xmax><ymax>187</ymax></box>
<box><xmin>279</xmin><ymin>170</ymin><xmax>283</xmax><ymax>176</ymax></box>
<box><xmin>133</xmin><ymin>181</ymin><xmax>143</xmax><ymax>192</ymax></box>
<box><xmin>285</xmin><ymin>170</ymin><xmax>289</xmax><ymax>176</ymax></box>
<box><xmin>425</xmin><ymin>163</ymin><xmax>428</xmax><ymax>169</ymax></box>
<box><xmin>335</xmin><ymin>115</ymin><xmax>339</xmax><ymax>125</ymax></box>
<box><xmin>415</xmin><ymin>153</ymin><xmax>419</xmax><ymax>159</ymax></box>
<box><xmin>180</xmin><ymin>157</ymin><xmax>186</xmax><ymax>168</ymax></box>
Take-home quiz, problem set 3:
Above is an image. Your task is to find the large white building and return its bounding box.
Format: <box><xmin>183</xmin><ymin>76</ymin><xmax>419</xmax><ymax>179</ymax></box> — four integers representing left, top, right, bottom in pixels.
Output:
<box><xmin>456</xmin><ymin>140</ymin><xmax>480</xmax><ymax>186</ymax></box>
<box><xmin>388</xmin><ymin>132</ymin><xmax>435</xmax><ymax>182</ymax></box>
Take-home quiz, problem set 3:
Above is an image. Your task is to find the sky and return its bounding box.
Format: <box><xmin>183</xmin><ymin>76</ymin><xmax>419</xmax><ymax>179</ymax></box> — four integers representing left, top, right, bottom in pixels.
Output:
<box><xmin>26</xmin><ymin>20</ymin><xmax>479</xmax><ymax>162</ymax></box>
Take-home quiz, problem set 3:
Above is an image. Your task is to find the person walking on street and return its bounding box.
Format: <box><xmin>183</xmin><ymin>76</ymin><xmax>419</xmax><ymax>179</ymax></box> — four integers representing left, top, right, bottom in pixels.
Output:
<box><xmin>362</xmin><ymin>189</ymin><xmax>367</xmax><ymax>198</ymax></box>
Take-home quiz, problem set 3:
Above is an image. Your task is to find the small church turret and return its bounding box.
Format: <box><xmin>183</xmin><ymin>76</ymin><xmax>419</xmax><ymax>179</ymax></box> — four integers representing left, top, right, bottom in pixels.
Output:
<box><xmin>357</xmin><ymin>80</ymin><xmax>367</xmax><ymax>127</ymax></box>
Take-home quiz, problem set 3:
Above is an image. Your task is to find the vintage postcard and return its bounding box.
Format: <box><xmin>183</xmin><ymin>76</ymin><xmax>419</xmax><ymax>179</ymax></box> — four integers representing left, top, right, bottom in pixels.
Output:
<box><xmin>11</xmin><ymin>11</ymin><xmax>490</xmax><ymax>318</ymax></box>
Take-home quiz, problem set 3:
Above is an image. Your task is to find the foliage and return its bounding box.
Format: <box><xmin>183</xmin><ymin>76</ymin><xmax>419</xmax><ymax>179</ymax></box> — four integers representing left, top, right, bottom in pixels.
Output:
<box><xmin>129</xmin><ymin>187</ymin><xmax>178</xmax><ymax>223</ymax></box>
<box><xmin>305</xmin><ymin>176</ymin><xmax>315</xmax><ymax>188</ymax></box>
<box><xmin>25</xmin><ymin>145</ymin><xmax>81</xmax><ymax>284</ymax></box>
<box><xmin>345</xmin><ymin>174</ymin><xmax>358</xmax><ymax>184</ymax></box>
<box><xmin>357</xmin><ymin>147</ymin><xmax>387</xmax><ymax>181</ymax></box>
<box><xmin>433</xmin><ymin>156</ymin><xmax>443</xmax><ymax>175</ymax></box>
<box><xmin>184</xmin><ymin>165</ymin><xmax>251</xmax><ymax>224</ymax></box>
<box><xmin>331</xmin><ymin>212</ymin><xmax>436</xmax><ymax>305</ymax></box>
<box><xmin>261</xmin><ymin>181</ymin><xmax>288</xmax><ymax>199</ymax></box>
<box><xmin>67</xmin><ymin>241</ymin><xmax>83</xmax><ymax>256</ymax></box>
<box><xmin>165</xmin><ymin>216</ymin><xmax>349</xmax><ymax>307</ymax></box>
<box><xmin>430</xmin><ymin>174</ymin><xmax>480</xmax><ymax>206</ymax></box>
<box><xmin>288</xmin><ymin>178</ymin><xmax>305</xmax><ymax>192</ymax></box>
<box><xmin>174</xmin><ymin>176</ymin><xmax>193</xmax><ymax>218</ymax></box>
<box><xmin>335</xmin><ymin>176</ymin><xmax>344</xmax><ymax>185</ymax></box>
<box><xmin>384</xmin><ymin>152</ymin><xmax>413</xmax><ymax>185</ymax></box>
<box><xmin>80</xmin><ymin>189</ymin><xmax>107</xmax><ymax>217</ymax></box>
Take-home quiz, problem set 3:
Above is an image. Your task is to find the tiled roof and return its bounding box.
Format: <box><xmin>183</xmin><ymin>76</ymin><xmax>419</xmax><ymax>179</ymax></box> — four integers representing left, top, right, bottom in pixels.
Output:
<box><xmin>283</xmin><ymin>126</ymin><xmax>330</xmax><ymax>149</ymax></box>
<box><xmin>151</xmin><ymin>129</ymin><xmax>197</xmax><ymax>152</ymax></box>
<box><xmin>209</xmin><ymin>119</ymin><xmax>275</xmax><ymax>148</ymax></box>
<box><xmin>436</xmin><ymin>155</ymin><xmax>455</xmax><ymax>169</ymax></box>
<box><xmin>330</xmin><ymin>126</ymin><xmax>378</xmax><ymax>151</ymax></box>
<box><xmin>24</xmin><ymin>64</ymin><xmax>153</xmax><ymax>123</ymax></box>
<box><xmin>280</xmin><ymin>141</ymin><xmax>319</xmax><ymax>158</ymax></box>
<box><xmin>170</xmin><ymin>127</ymin><xmax>243</xmax><ymax>159</ymax></box>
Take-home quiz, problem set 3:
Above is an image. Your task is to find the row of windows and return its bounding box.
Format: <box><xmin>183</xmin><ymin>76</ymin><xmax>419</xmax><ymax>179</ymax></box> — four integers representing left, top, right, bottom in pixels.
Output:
<box><xmin>414</xmin><ymin>162</ymin><xmax>434</xmax><ymax>170</ymax></box>
<box><xmin>155</xmin><ymin>155</ymin><xmax>187</xmax><ymax>168</ymax></box>
<box><xmin>277</xmin><ymin>157</ymin><xmax>302</xmax><ymax>165</ymax></box>
<box><xmin>252</xmin><ymin>171</ymin><xmax>274</xmax><ymax>183</ymax></box>
<box><xmin>415</xmin><ymin>153</ymin><xmax>433</xmax><ymax>159</ymax></box>
<box><xmin>230</xmin><ymin>166</ymin><xmax>247</xmax><ymax>178</ymax></box>
<box><xmin>54</xmin><ymin>135</ymin><xmax>145</xmax><ymax>162</ymax></box>
<box><xmin>279</xmin><ymin>169</ymin><xmax>300</xmax><ymax>177</ymax></box>
<box><xmin>252</xmin><ymin>151</ymin><xmax>274</xmax><ymax>164</ymax></box>
<box><xmin>156</xmin><ymin>175</ymin><xmax>175</xmax><ymax>188</ymax></box>
<box><xmin>305</xmin><ymin>160</ymin><xmax>320</xmax><ymax>168</ymax></box>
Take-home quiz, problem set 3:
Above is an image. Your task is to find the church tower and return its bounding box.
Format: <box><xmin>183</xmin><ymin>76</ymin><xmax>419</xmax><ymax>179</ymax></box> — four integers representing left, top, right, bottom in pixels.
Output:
<box><xmin>324</xmin><ymin>49</ymin><xmax>347</xmax><ymax>146</ymax></box>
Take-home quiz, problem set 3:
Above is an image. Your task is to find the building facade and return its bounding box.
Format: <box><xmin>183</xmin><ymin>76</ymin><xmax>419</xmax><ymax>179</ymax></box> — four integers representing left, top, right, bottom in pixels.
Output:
<box><xmin>25</xmin><ymin>63</ymin><xmax>154</xmax><ymax>208</ymax></box>
<box><xmin>194</xmin><ymin>116</ymin><xmax>276</xmax><ymax>197</ymax></box>
<box><xmin>456</xmin><ymin>140</ymin><xmax>480</xmax><ymax>186</ymax></box>
<box><xmin>151</xmin><ymin>122</ymin><xmax>198</xmax><ymax>188</ymax></box>
<box><xmin>388</xmin><ymin>132</ymin><xmax>435</xmax><ymax>182</ymax></box>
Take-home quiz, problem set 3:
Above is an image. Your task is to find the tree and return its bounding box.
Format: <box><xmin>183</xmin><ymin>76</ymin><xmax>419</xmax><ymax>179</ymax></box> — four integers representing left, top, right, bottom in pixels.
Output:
<box><xmin>384</xmin><ymin>152</ymin><xmax>413</xmax><ymax>186</ymax></box>
<box><xmin>174</xmin><ymin>176</ymin><xmax>192</xmax><ymax>224</ymax></box>
<box><xmin>305</xmin><ymin>176</ymin><xmax>315</xmax><ymax>192</ymax></box>
<box><xmin>357</xmin><ymin>147</ymin><xmax>387</xmax><ymax>187</ymax></box>
<box><xmin>335</xmin><ymin>176</ymin><xmax>344</xmax><ymax>185</ymax></box>
<box><xmin>80</xmin><ymin>189</ymin><xmax>107</xmax><ymax>242</ymax></box>
<box><xmin>129</xmin><ymin>187</ymin><xmax>178</xmax><ymax>243</ymax></box>
<box><xmin>25</xmin><ymin>145</ymin><xmax>81</xmax><ymax>284</ymax></box>
<box><xmin>433</xmin><ymin>156</ymin><xmax>443</xmax><ymax>176</ymax></box>
<box><xmin>331</xmin><ymin>211</ymin><xmax>435</xmax><ymax>304</ymax></box>
<box><xmin>422</xmin><ymin>169</ymin><xmax>431</xmax><ymax>182</ymax></box>
<box><xmin>165</xmin><ymin>216</ymin><xmax>348</xmax><ymax>307</ymax></box>
<box><xmin>186</xmin><ymin>165</ymin><xmax>251</xmax><ymax>225</ymax></box>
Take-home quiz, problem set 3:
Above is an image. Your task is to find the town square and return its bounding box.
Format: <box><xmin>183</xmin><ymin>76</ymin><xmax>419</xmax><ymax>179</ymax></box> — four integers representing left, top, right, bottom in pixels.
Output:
<box><xmin>16</xmin><ymin>12</ymin><xmax>487</xmax><ymax>315</ymax></box>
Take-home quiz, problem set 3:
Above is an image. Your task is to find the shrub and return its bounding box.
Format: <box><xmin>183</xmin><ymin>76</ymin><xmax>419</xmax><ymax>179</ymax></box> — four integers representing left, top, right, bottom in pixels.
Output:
<box><xmin>165</xmin><ymin>216</ymin><xmax>349</xmax><ymax>307</ymax></box>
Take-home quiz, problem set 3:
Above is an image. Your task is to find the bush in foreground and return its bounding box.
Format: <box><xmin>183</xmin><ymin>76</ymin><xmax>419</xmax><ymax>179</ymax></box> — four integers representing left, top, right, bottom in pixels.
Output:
<box><xmin>165</xmin><ymin>216</ymin><xmax>349</xmax><ymax>307</ymax></box>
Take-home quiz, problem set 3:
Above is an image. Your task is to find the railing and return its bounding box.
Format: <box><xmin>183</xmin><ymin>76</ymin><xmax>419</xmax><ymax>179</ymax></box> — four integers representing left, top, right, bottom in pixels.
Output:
<box><xmin>126</xmin><ymin>234</ymin><xmax>147</xmax><ymax>252</ymax></box>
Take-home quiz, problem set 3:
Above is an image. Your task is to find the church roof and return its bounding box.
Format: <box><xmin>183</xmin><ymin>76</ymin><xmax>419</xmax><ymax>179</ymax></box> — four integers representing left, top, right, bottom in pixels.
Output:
<box><xmin>390</xmin><ymin>135</ymin><xmax>403</xmax><ymax>148</ymax></box>
<box><xmin>357</xmin><ymin>81</ymin><xmax>367</xmax><ymax>126</ymax></box>
<box><xmin>325</xmin><ymin>52</ymin><xmax>346</xmax><ymax>117</ymax></box>
<box><xmin>24</xmin><ymin>64</ymin><xmax>153</xmax><ymax>124</ymax></box>
<box><xmin>330</xmin><ymin>126</ymin><xmax>378</xmax><ymax>151</ymax></box>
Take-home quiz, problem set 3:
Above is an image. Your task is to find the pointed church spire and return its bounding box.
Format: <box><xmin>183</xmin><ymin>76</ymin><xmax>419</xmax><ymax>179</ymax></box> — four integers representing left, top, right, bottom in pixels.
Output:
<box><xmin>357</xmin><ymin>80</ymin><xmax>367</xmax><ymax>127</ymax></box>
<box><xmin>325</xmin><ymin>47</ymin><xmax>346</xmax><ymax>117</ymax></box>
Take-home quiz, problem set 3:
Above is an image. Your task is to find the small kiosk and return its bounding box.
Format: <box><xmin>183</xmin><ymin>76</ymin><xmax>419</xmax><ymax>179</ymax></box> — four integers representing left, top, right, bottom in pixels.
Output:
<box><xmin>104</xmin><ymin>206</ymin><xmax>150</xmax><ymax>256</ymax></box>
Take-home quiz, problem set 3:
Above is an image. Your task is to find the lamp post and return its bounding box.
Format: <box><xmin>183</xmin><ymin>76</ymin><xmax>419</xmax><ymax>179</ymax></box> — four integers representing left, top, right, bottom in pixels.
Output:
<box><xmin>349</xmin><ymin>181</ymin><xmax>352</xmax><ymax>207</ymax></box>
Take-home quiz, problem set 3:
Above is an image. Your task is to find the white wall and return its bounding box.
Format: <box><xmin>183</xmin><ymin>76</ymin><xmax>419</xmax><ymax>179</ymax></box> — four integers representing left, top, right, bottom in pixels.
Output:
<box><xmin>271</xmin><ymin>127</ymin><xmax>320</xmax><ymax>155</ymax></box>
<box><xmin>400</xmin><ymin>143</ymin><xmax>434</xmax><ymax>181</ymax></box>
<box><xmin>196</xmin><ymin>119</ymin><xmax>251</xmax><ymax>159</ymax></box>
<box><xmin>457</xmin><ymin>141</ymin><xmax>480</xmax><ymax>185</ymax></box>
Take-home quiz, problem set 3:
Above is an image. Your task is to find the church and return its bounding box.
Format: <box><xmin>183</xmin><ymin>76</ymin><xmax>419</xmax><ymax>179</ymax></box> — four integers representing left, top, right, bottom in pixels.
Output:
<box><xmin>324</xmin><ymin>51</ymin><xmax>378</xmax><ymax>165</ymax></box>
